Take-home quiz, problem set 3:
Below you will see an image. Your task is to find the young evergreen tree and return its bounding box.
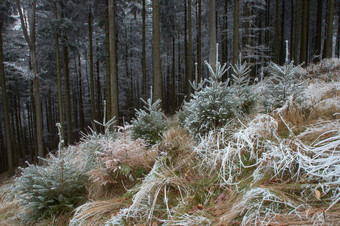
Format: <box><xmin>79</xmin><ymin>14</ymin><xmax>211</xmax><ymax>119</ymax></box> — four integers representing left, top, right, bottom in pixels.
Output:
<box><xmin>131</xmin><ymin>94</ymin><xmax>166</xmax><ymax>145</ymax></box>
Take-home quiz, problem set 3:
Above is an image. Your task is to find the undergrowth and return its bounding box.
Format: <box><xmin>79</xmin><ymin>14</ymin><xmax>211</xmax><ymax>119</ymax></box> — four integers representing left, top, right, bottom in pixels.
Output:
<box><xmin>1</xmin><ymin>58</ymin><xmax>339</xmax><ymax>225</ymax></box>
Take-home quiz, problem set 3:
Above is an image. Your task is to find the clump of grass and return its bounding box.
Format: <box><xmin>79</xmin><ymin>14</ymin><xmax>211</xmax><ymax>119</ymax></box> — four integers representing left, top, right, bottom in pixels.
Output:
<box><xmin>86</xmin><ymin>130</ymin><xmax>157</xmax><ymax>200</ymax></box>
<box><xmin>70</xmin><ymin>198</ymin><xmax>129</xmax><ymax>226</ymax></box>
<box><xmin>0</xmin><ymin>179</ymin><xmax>21</xmax><ymax>225</ymax></box>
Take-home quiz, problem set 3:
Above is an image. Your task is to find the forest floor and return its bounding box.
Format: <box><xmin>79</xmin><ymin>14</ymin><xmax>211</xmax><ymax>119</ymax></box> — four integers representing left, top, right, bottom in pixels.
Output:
<box><xmin>0</xmin><ymin>59</ymin><xmax>340</xmax><ymax>225</ymax></box>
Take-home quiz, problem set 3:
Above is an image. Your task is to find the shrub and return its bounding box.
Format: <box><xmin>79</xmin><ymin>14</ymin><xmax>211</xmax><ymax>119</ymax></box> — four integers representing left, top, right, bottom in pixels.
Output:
<box><xmin>100</xmin><ymin>132</ymin><xmax>157</xmax><ymax>181</ymax></box>
<box><xmin>182</xmin><ymin>53</ymin><xmax>256</xmax><ymax>136</ymax></box>
<box><xmin>131</xmin><ymin>97</ymin><xmax>167</xmax><ymax>145</ymax></box>
<box><xmin>85</xmin><ymin>131</ymin><xmax>157</xmax><ymax>199</ymax></box>
<box><xmin>14</xmin><ymin>124</ymin><xmax>88</xmax><ymax>222</ymax></box>
<box><xmin>264</xmin><ymin>42</ymin><xmax>305</xmax><ymax>111</ymax></box>
<box><xmin>14</xmin><ymin>153</ymin><xmax>87</xmax><ymax>221</ymax></box>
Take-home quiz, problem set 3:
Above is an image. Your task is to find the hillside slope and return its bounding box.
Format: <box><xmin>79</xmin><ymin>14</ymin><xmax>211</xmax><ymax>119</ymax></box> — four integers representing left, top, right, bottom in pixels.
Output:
<box><xmin>0</xmin><ymin>59</ymin><xmax>339</xmax><ymax>225</ymax></box>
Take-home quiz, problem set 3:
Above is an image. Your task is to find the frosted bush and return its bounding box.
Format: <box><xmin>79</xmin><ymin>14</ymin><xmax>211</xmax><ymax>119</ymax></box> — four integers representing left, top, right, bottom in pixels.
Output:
<box><xmin>14</xmin><ymin>125</ymin><xmax>88</xmax><ymax>222</ymax></box>
<box><xmin>182</xmin><ymin>53</ymin><xmax>256</xmax><ymax>136</ymax></box>
<box><xmin>90</xmin><ymin>132</ymin><xmax>157</xmax><ymax>183</ymax></box>
<box><xmin>264</xmin><ymin>43</ymin><xmax>306</xmax><ymax>111</ymax></box>
<box><xmin>14</xmin><ymin>155</ymin><xmax>87</xmax><ymax>221</ymax></box>
<box><xmin>131</xmin><ymin>97</ymin><xmax>167</xmax><ymax>145</ymax></box>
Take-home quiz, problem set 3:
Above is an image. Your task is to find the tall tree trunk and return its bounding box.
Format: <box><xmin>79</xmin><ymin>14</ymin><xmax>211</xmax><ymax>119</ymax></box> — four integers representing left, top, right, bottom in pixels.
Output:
<box><xmin>222</xmin><ymin>1</ymin><xmax>228</xmax><ymax>67</ymax></box>
<box><xmin>265</xmin><ymin>0</ymin><xmax>270</xmax><ymax>50</ymax></box>
<box><xmin>280</xmin><ymin>0</ymin><xmax>285</xmax><ymax>64</ymax></box>
<box><xmin>172</xmin><ymin>37</ymin><xmax>176</xmax><ymax>112</ymax></box>
<box><xmin>293</xmin><ymin>0</ymin><xmax>300</xmax><ymax>64</ymax></box>
<box><xmin>0</xmin><ymin>21</ymin><xmax>13</xmax><ymax>174</ymax></box>
<box><xmin>323</xmin><ymin>0</ymin><xmax>335</xmax><ymax>59</ymax></box>
<box><xmin>243</xmin><ymin>2</ymin><xmax>250</xmax><ymax>50</ymax></box>
<box><xmin>233</xmin><ymin>0</ymin><xmax>239</xmax><ymax>65</ymax></box>
<box><xmin>62</xmin><ymin>42</ymin><xmax>73</xmax><ymax>144</ymax></box>
<box><xmin>197</xmin><ymin>0</ymin><xmax>202</xmax><ymax>83</ymax></box>
<box><xmin>105</xmin><ymin>0</ymin><xmax>111</xmax><ymax>120</ymax></box>
<box><xmin>187</xmin><ymin>0</ymin><xmax>192</xmax><ymax>100</ymax></box>
<box><xmin>78</xmin><ymin>56</ymin><xmax>85</xmax><ymax>130</ymax></box>
<box><xmin>16</xmin><ymin>0</ymin><xmax>44</xmax><ymax>160</ymax></box>
<box><xmin>142</xmin><ymin>0</ymin><xmax>147</xmax><ymax>100</ymax></box>
<box><xmin>60</xmin><ymin>1</ymin><xmax>73</xmax><ymax>144</ymax></box>
<box><xmin>96</xmin><ymin>58</ymin><xmax>102</xmax><ymax>121</ymax></box>
<box><xmin>53</xmin><ymin>1</ymin><xmax>65</xmax><ymax>144</ymax></box>
<box><xmin>152</xmin><ymin>0</ymin><xmax>162</xmax><ymax>103</ymax></box>
<box><xmin>177</xmin><ymin>41</ymin><xmax>182</xmax><ymax>105</ymax></box>
<box><xmin>108</xmin><ymin>0</ymin><xmax>119</xmax><ymax>124</ymax></box>
<box><xmin>184</xmin><ymin>0</ymin><xmax>188</xmax><ymax>99</ymax></box>
<box><xmin>10</xmin><ymin>108</ymin><xmax>18</xmax><ymax>166</ymax></box>
<box><xmin>274</xmin><ymin>0</ymin><xmax>279</xmax><ymax>63</ymax></box>
<box><xmin>313</xmin><ymin>0</ymin><xmax>322</xmax><ymax>62</ymax></box>
<box><xmin>337</xmin><ymin>2</ymin><xmax>340</xmax><ymax>57</ymax></box>
<box><xmin>209</xmin><ymin>0</ymin><xmax>217</xmax><ymax>69</ymax></box>
<box><xmin>300</xmin><ymin>0</ymin><xmax>308</xmax><ymax>64</ymax></box>
<box><xmin>89</xmin><ymin>7</ymin><xmax>95</xmax><ymax>125</ymax></box>
<box><xmin>290</xmin><ymin>0</ymin><xmax>294</xmax><ymax>59</ymax></box>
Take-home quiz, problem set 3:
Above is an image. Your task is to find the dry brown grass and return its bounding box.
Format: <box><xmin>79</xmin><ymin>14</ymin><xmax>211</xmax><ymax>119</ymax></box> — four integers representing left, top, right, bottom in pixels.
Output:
<box><xmin>0</xmin><ymin>178</ymin><xmax>21</xmax><ymax>225</ymax></box>
<box><xmin>70</xmin><ymin>198</ymin><xmax>129</xmax><ymax>226</ymax></box>
<box><xmin>160</xmin><ymin>126</ymin><xmax>193</xmax><ymax>158</ymax></box>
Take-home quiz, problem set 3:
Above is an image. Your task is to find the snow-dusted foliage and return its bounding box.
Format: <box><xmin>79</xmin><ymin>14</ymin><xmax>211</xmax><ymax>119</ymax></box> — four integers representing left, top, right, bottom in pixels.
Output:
<box><xmin>106</xmin><ymin>157</ymin><xmax>190</xmax><ymax>224</ymax></box>
<box><xmin>221</xmin><ymin>187</ymin><xmax>298</xmax><ymax>225</ymax></box>
<box><xmin>264</xmin><ymin>45</ymin><xmax>306</xmax><ymax>110</ymax></box>
<box><xmin>193</xmin><ymin>114</ymin><xmax>278</xmax><ymax>186</ymax></box>
<box><xmin>131</xmin><ymin>96</ymin><xmax>167</xmax><ymax>145</ymax></box>
<box><xmin>88</xmin><ymin>131</ymin><xmax>157</xmax><ymax>184</ymax></box>
<box><xmin>181</xmin><ymin>53</ymin><xmax>256</xmax><ymax>136</ymax></box>
<box><xmin>14</xmin><ymin>125</ymin><xmax>87</xmax><ymax>222</ymax></box>
<box><xmin>162</xmin><ymin>211</ymin><xmax>212</xmax><ymax>226</ymax></box>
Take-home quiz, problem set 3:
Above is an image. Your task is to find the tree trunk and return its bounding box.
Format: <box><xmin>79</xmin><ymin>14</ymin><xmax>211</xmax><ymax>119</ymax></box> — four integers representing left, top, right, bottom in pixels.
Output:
<box><xmin>96</xmin><ymin>58</ymin><xmax>102</xmax><ymax>121</ymax></box>
<box><xmin>187</xmin><ymin>0</ymin><xmax>192</xmax><ymax>100</ymax></box>
<box><xmin>313</xmin><ymin>0</ymin><xmax>323</xmax><ymax>62</ymax></box>
<box><xmin>53</xmin><ymin>1</ymin><xmax>65</xmax><ymax>144</ymax></box>
<box><xmin>209</xmin><ymin>0</ymin><xmax>217</xmax><ymax>69</ymax></box>
<box><xmin>300</xmin><ymin>0</ymin><xmax>308</xmax><ymax>64</ymax></box>
<box><xmin>89</xmin><ymin>7</ymin><xmax>96</xmax><ymax>125</ymax></box>
<box><xmin>62</xmin><ymin>42</ymin><xmax>73</xmax><ymax>144</ymax></box>
<box><xmin>280</xmin><ymin>0</ymin><xmax>285</xmax><ymax>64</ymax></box>
<box><xmin>172</xmin><ymin>37</ymin><xmax>176</xmax><ymax>112</ymax></box>
<box><xmin>78</xmin><ymin>55</ymin><xmax>85</xmax><ymax>130</ymax></box>
<box><xmin>109</xmin><ymin>0</ymin><xmax>119</xmax><ymax>124</ymax></box>
<box><xmin>0</xmin><ymin>21</ymin><xmax>13</xmax><ymax>174</ymax></box>
<box><xmin>142</xmin><ymin>0</ymin><xmax>147</xmax><ymax>101</ymax></box>
<box><xmin>16</xmin><ymin>0</ymin><xmax>44</xmax><ymax>160</ymax></box>
<box><xmin>105</xmin><ymin>0</ymin><xmax>111</xmax><ymax>120</ymax></box>
<box><xmin>274</xmin><ymin>0</ymin><xmax>279</xmax><ymax>63</ymax></box>
<box><xmin>290</xmin><ymin>0</ymin><xmax>294</xmax><ymax>59</ymax></box>
<box><xmin>293</xmin><ymin>0</ymin><xmax>300</xmax><ymax>64</ymax></box>
<box><xmin>323</xmin><ymin>0</ymin><xmax>335</xmax><ymax>59</ymax></box>
<box><xmin>233</xmin><ymin>0</ymin><xmax>239</xmax><ymax>65</ymax></box>
<box><xmin>152</xmin><ymin>0</ymin><xmax>162</xmax><ymax>104</ymax></box>
<box><xmin>197</xmin><ymin>0</ymin><xmax>202</xmax><ymax>83</ymax></box>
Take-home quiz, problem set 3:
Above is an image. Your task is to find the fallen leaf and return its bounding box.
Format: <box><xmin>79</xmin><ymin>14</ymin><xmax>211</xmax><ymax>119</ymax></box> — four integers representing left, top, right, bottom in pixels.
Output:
<box><xmin>314</xmin><ymin>190</ymin><xmax>321</xmax><ymax>200</ymax></box>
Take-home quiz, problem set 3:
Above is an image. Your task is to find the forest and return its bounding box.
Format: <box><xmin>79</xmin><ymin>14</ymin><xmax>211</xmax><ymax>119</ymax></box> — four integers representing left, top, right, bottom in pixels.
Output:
<box><xmin>0</xmin><ymin>0</ymin><xmax>338</xmax><ymax>173</ymax></box>
<box><xmin>0</xmin><ymin>0</ymin><xmax>340</xmax><ymax>225</ymax></box>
